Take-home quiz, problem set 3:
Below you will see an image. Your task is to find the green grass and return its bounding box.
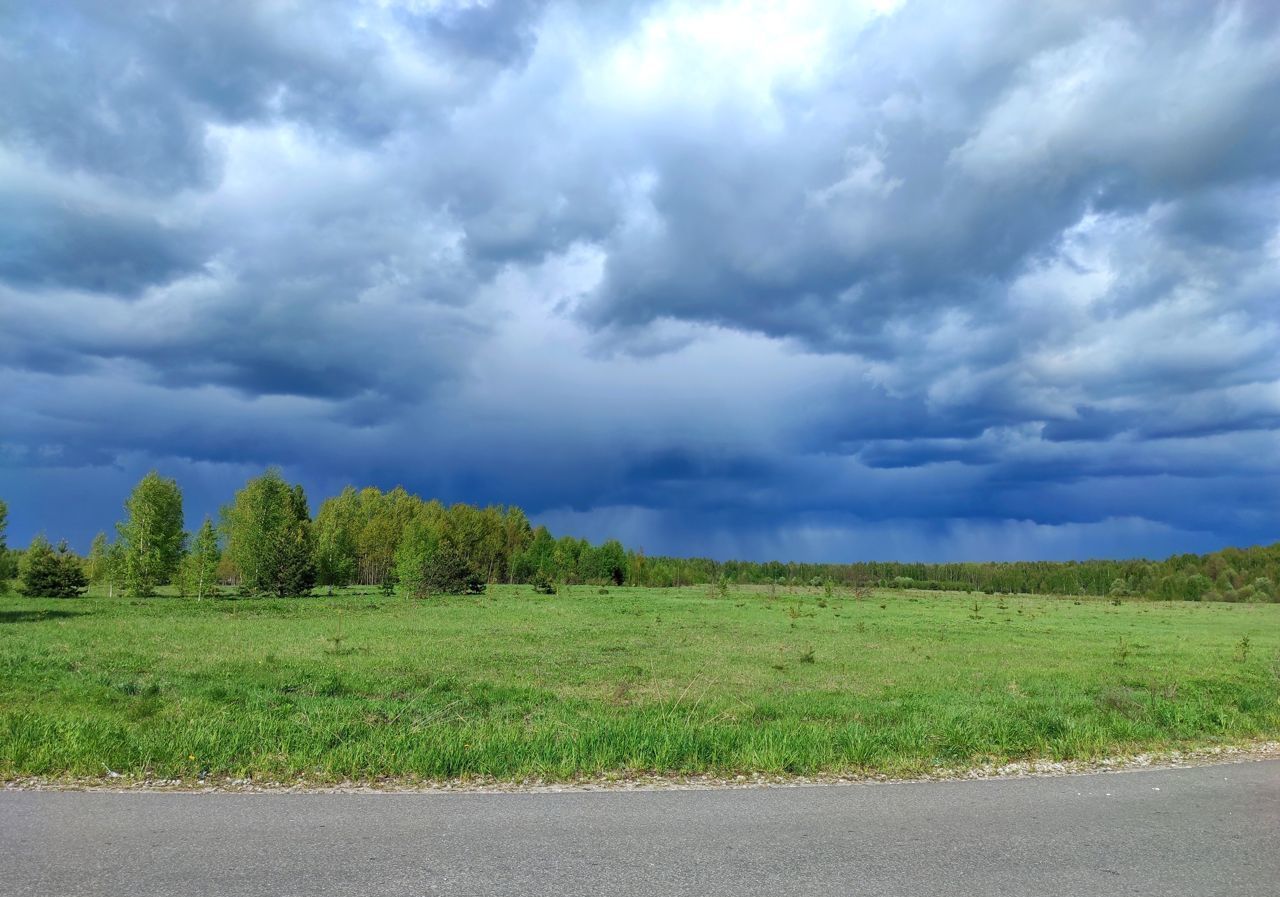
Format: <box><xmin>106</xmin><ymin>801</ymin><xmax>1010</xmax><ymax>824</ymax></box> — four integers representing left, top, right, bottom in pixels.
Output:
<box><xmin>1</xmin><ymin>585</ymin><xmax>1277</xmax><ymax>783</ymax></box>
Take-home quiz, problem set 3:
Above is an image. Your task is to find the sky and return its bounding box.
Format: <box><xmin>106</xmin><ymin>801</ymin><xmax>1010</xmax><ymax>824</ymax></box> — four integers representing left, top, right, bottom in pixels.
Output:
<box><xmin>2</xmin><ymin>0</ymin><xmax>1279</xmax><ymax>562</ymax></box>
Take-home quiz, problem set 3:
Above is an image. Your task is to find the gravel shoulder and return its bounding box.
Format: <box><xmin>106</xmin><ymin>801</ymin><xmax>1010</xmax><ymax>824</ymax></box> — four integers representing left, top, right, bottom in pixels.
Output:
<box><xmin>7</xmin><ymin>739</ymin><xmax>1278</xmax><ymax>794</ymax></box>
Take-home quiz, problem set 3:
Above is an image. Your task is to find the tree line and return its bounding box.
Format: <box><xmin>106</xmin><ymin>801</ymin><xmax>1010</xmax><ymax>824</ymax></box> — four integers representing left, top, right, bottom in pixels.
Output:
<box><xmin>2</xmin><ymin>471</ymin><xmax>627</xmax><ymax>599</ymax></box>
<box><xmin>628</xmin><ymin>551</ymin><xmax>1280</xmax><ymax>602</ymax></box>
<box><xmin>1</xmin><ymin>478</ymin><xmax>1278</xmax><ymax>602</ymax></box>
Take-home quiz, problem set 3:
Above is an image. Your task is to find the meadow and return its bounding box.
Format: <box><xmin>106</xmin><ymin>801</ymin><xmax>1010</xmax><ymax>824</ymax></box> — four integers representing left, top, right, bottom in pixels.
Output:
<box><xmin>1</xmin><ymin>585</ymin><xmax>1277</xmax><ymax>783</ymax></box>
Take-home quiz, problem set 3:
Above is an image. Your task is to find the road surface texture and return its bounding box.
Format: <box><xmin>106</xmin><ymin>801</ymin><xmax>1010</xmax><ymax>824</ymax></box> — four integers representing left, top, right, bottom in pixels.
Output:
<box><xmin>3</xmin><ymin>760</ymin><xmax>1278</xmax><ymax>897</ymax></box>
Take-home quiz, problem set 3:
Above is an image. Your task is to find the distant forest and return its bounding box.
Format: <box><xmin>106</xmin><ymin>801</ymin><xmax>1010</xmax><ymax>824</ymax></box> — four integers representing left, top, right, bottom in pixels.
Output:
<box><xmin>1</xmin><ymin>471</ymin><xmax>1277</xmax><ymax>603</ymax></box>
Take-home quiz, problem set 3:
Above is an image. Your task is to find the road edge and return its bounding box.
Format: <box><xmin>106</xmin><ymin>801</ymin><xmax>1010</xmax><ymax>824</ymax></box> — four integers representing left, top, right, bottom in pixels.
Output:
<box><xmin>5</xmin><ymin>740</ymin><xmax>1279</xmax><ymax>794</ymax></box>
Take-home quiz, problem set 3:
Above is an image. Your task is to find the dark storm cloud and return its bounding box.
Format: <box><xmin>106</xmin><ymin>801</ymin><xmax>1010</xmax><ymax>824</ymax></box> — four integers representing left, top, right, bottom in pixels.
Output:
<box><xmin>0</xmin><ymin>0</ymin><xmax>545</xmax><ymax>192</ymax></box>
<box><xmin>397</xmin><ymin>0</ymin><xmax>550</xmax><ymax>64</ymax></box>
<box><xmin>0</xmin><ymin>194</ymin><xmax>201</xmax><ymax>295</ymax></box>
<box><xmin>581</xmin><ymin>0</ymin><xmax>1280</xmax><ymax>349</ymax></box>
<box><xmin>2</xmin><ymin>0</ymin><xmax>1279</xmax><ymax>560</ymax></box>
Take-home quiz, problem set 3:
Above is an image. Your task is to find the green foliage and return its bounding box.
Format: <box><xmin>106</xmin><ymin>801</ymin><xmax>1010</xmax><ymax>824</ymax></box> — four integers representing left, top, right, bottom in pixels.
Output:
<box><xmin>420</xmin><ymin>539</ymin><xmax>485</xmax><ymax>596</ymax></box>
<box><xmin>394</xmin><ymin>510</ymin><xmax>485</xmax><ymax>597</ymax></box>
<box><xmin>501</xmin><ymin>507</ymin><xmax>533</xmax><ymax>583</ymax></box>
<box><xmin>586</xmin><ymin>539</ymin><xmax>628</xmax><ymax>586</ymax></box>
<box><xmin>18</xmin><ymin>535</ymin><xmax>54</xmax><ymax>597</ymax></box>
<box><xmin>1235</xmin><ymin>635</ymin><xmax>1251</xmax><ymax>662</ymax></box>
<box><xmin>310</xmin><ymin>487</ymin><xmax>534</xmax><ymax>589</ymax></box>
<box><xmin>221</xmin><ymin>469</ymin><xmax>316</xmax><ymax>598</ymax></box>
<box><xmin>313</xmin><ymin>491</ymin><xmax>359</xmax><ymax>592</ymax></box>
<box><xmin>625</xmin><ymin>543</ymin><xmax>1280</xmax><ymax>603</ymax></box>
<box><xmin>393</xmin><ymin>515</ymin><xmax>436</xmax><ymax>598</ymax></box>
<box><xmin>0</xmin><ymin>498</ymin><xmax>11</xmax><ymax>588</ymax></box>
<box><xmin>311</xmin><ymin>486</ymin><xmax>421</xmax><ymax>587</ymax></box>
<box><xmin>86</xmin><ymin>534</ymin><xmax>127</xmax><ymax>598</ymax></box>
<box><xmin>116</xmin><ymin>471</ymin><xmax>185</xmax><ymax>597</ymax></box>
<box><xmin>10</xmin><ymin>476</ymin><xmax>1280</xmax><ymax>604</ymax></box>
<box><xmin>19</xmin><ymin>535</ymin><xmax>87</xmax><ymax>598</ymax></box>
<box><xmin>380</xmin><ymin>572</ymin><xmax>398</xmax><ymax>597</ymax></box>
<box><xmin>84</xmin><ymin>532</ymin><xmax>110</xmax><ymax>588</ymax></box>
<box><xmin>507</xmin><ymin>528</ymin><xmax>627</xmax><ymax>586</ymax></box>
<box><xmin>104</xmin><ymin>542</ymin><xmax>126</xmax><ymax>598</ymax></box>
<box><xmin>512</xmin><ymin>526</ymin><xmax>556</xmax><ymax>583</ymax></box>
<box><xmin>177</xmin><ymin>518</ymin><xmax>221</xmax><ymax>600</ymax></box>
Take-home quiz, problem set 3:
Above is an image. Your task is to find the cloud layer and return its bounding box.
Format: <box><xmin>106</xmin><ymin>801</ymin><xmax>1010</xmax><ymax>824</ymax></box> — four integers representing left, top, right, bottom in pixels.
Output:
<box><xmin>3</xmin><ymin>0</ymin><xmax>1279</xmax><ymax>560</ymax></box>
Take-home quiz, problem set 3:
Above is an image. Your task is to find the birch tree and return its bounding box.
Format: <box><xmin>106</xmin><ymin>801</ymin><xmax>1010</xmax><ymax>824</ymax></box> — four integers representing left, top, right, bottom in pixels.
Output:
<box><xmin>117</xmin><ymin>472</ymin><xmax>185</xmax><ymax>597</ymax></box>
<box><xmin>178</xmin><ymin>518</ymin><xmax>221</xmax><ymax>600</ymax></box>
<box><xmin>222</xmin><ymin>469</ymin><xmax>316</xmax><ymax>597</ymax></box>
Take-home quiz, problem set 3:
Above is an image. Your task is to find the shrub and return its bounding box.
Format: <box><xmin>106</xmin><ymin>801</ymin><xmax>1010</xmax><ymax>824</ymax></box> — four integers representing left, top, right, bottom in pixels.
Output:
<box><xmin>380</xmin><ymin>572</ymin><xmax>398</xmax><ymax>597</ymax></box>
<box><xmin>416</xmin><ymin>541</ymin><xmax>484</xmax><ymax>597</ymax></box>
<box><xmin>20</xmin><ymin>536</ymin><xmax>87</xmax><ymax>598</ymax></box>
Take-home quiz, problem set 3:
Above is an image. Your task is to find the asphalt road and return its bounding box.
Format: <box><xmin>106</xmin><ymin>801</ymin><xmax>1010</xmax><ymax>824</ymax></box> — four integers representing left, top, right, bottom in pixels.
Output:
<box><xmin>3</xmin><ymin>761</ymin><xmax>1278</xmax><ymax>897</ymax></box>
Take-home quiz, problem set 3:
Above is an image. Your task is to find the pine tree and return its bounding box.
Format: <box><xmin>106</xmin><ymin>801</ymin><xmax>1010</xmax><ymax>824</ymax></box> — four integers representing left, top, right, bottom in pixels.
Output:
<box><xmin>20</xmin><ymin>536</ymin><xmax>86</xmax><ymax>598</ymax></box>
<box><xmin>19</xmin><ymin>534</ymin><xmax>56</xmax><ymax>596</ymax></box>
<box><xmin>53</xmin><ymin>540</ymin><xmax>88</xmax><ymax>597</ymax></box>
<box><xmin>420</xmin><ymin>538</ymin><xmax>483</xmax><ymax>596</ymax></box>
<box><xmin>277</xmin><ymin>485</ymin><xmax>316</xmax><ymax>598</ymax></box>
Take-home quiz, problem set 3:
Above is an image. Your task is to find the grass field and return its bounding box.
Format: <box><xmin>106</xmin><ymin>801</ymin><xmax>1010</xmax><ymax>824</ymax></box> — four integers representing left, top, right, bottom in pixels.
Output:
<box><xmin>2</xmin><ymin>585</ymin><xmax>1278</xmax><ymax>783</ymax></box>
